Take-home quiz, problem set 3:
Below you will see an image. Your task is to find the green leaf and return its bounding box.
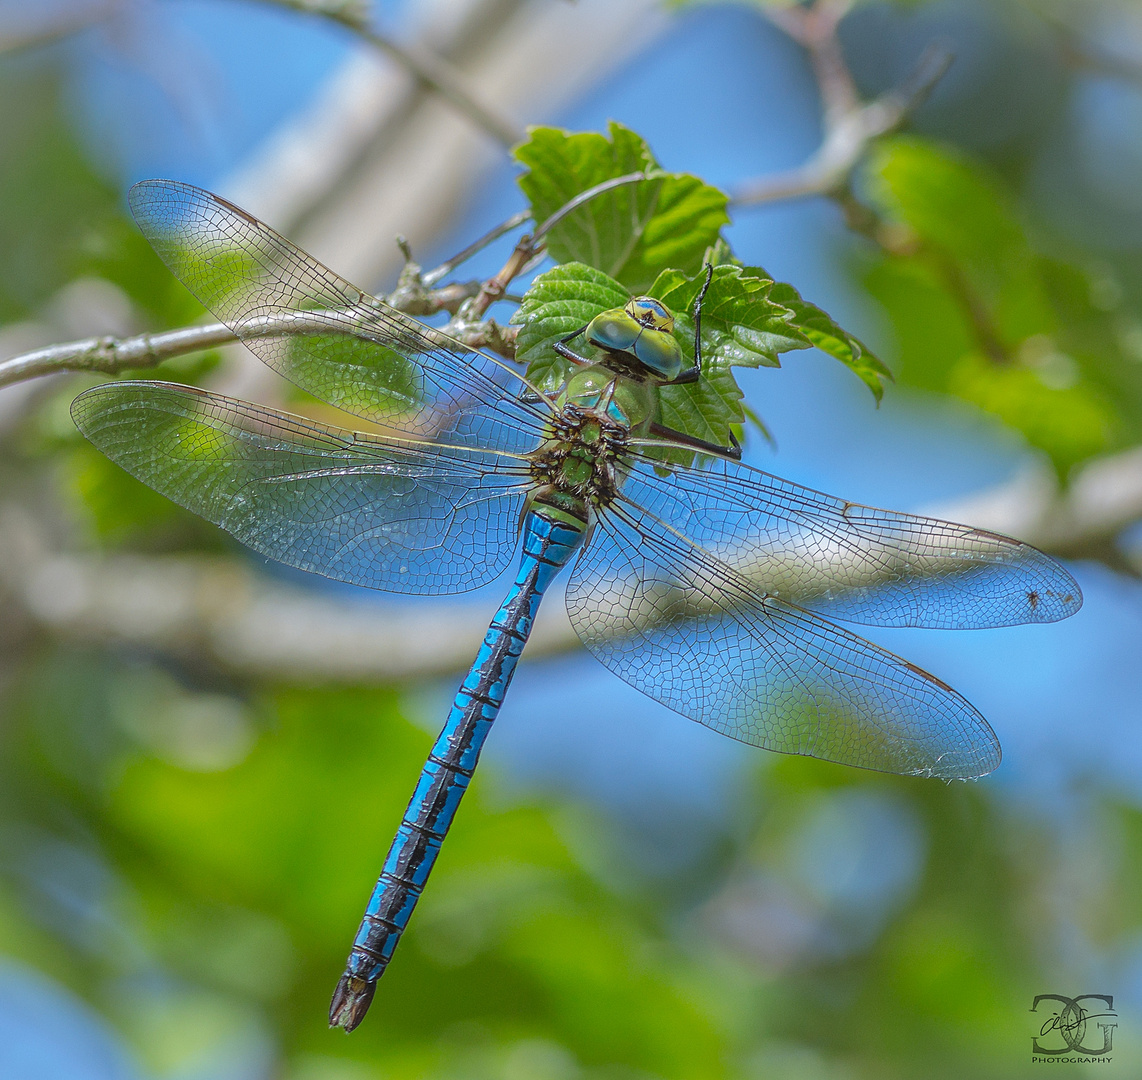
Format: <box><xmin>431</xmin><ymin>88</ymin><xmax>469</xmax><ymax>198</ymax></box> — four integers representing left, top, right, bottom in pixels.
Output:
<box><xmin>511</xmin><ymin>262</ymin><xmax>631</xmax><ymax>392</ymax></box>
<box><xmin>868</xmin><ymin>136</ymin><xmax>1025</xmax><ymax>281</ymax></box>
<box><xmin>765</xmin><ymin>277</ymin><xmax>892</xmax><ymax>400</ymax></box>
<box><xmin>860</xmin><ymin>136</ymin><xmax>1142</xmax><ymax>472</ymax></box>
<box><xmin>514</xmin><ymin>122</ymin><xmax>729</xmax><ymax>293</ymax></box>
<box><xmin>651</xmin><ymin>365</ymin><xmax>745</xmax><ymax>469</ymax></box>
<box><xmin>649</xmin><ymin>263</ymin><xmax>811</xmax><ymax>370</ymax></box>
<box><xmin>649</xmin><ymin>264</ymin><xmax>839</xmax><ymax>461</ymax></box>
<box><xmin>513</xmin><ymin>261</ymin><xmax>878</xmax><ymax>452</ymax></box>
<box><xmin>67</xmin><ymin>438</ymin><xmax>230</xmax><ymax>551</ymax></box>
<box><xmin>513</xmin><ymin>264</ymin><xmax>767</xmax><ymax>461</ymax></box>
<box><xmin>644</xmin><ymin>263</ymin><xmax>817</xmax><ymax>462</ymax></box>
<box><xmin>860</xmin><ymin>256</ymin><xmax>970</xmax><ymax>393</ymax></box>
<box><xmin>947</xmin><ymin>351</ymin><xmax>1116</xmax><ymax>474</ymax></box>
<box><xmin>654</xmin><ymin>262</ymin><xmax>891</xmax><ymax>403</ymax></box>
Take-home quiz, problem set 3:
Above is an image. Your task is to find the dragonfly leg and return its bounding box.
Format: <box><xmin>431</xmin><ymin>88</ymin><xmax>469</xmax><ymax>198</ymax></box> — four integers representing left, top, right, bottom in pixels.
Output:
<box><xmin>521</xmin><ymin>327</ymin><xmax>594</xmax><ymax>405</ymax></box>
<box><xmin>553</xmin><ymin>325</ymin><xmax>594</xmax><ymax>367</ymax></box>
<box><xmin>648</xmin><ymin>420</ymin><xmax>741</xmax><ymax>460</ymax></box>
<box><xmin>648</xmin><ymin>265</ymin><xmax>738</xmax><ymax>455</ymax></box>
<box><xmin>669</xmin><ymin>263</ymin><xmax>714</xmax><ymax>384</ymax></box>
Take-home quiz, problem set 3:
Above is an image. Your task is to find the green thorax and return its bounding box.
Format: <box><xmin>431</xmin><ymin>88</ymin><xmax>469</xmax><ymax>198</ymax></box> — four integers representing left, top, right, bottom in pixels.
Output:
<box><xmin>528</xmin><ymin>399</ymin><xmax>631</xmax><ymax>523</ymax></box>
<box><xmin>560</xmin><ymin>364</ymin><xmax>655</xmax><ymax>431</ymax></box>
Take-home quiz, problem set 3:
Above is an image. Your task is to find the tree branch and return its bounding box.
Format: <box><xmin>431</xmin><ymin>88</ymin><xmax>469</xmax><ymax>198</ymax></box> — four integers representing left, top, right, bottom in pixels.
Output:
<box><xmin>0</xmin><ymin>274</ymin><xmax>517</xmax><ymax>391</ymax></box>
<box><xmin>0</xmin><ymin>323</ymin><xmax>237</xmax><ymax>389</ymax></box>
<box><xmin>735</xmin><ymin>8</ymin><xmax>1018</xmax><ymax>372</ymax></box>
<box><xmin>0</xmin><ymin>171</ymin><xmax>663</xmax><ymax>391</ymax></box>
<box><xmin>263</xmin><ymin>0</ymin><xmax>522</xmax><ymax>147</ymax></box>
<box><xmin>0</xmin><ymin>0</ymin><xmax>123</xmax><ymax>55</ymax></box>
<box><xmin>764</xmin><ymin>0</ymin><xmax>859</xmax><ymax>127</ymax></box>
<box><xmin>921</xmin><ymin>444</ymin><xmax>1142</xmax><ymax>576</ymax></box>
<box><xmin>10</xmin><ymin>433</ymin><xmax>1141</xmax><ymax>683</ymax></box>
<box><xmin>0</xmin><ymin>503</ymin><xmax>577</xmax><ymax>681</ymax></box>
<box><xmin>1041</xmin><ymin>7</ymin><xmax>1142</xmax><ymax>91</ymax></box>
<box><xmin>732</xmin><ymin>37</ymin><xmax>953</xmax><ymax>207</ymax></box>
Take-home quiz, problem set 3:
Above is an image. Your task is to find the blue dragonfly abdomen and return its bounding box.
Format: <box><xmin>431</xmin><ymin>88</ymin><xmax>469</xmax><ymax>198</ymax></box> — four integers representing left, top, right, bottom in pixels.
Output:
<box><xmin>330</xmin><ymin>504</ymin><xmax>586</xmax><ymax>1028</ymax></box>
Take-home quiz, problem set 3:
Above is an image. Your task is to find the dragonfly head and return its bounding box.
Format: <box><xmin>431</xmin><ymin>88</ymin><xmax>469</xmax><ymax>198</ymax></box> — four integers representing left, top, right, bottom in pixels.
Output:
<box><xmin>584</xmin><ymin>296</ymin><xmax>685</xmax><ymax>382</ymax></box>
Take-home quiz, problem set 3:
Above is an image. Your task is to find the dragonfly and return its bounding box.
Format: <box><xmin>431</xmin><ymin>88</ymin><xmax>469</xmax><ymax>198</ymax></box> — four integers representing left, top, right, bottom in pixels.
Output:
<box><xmin>71</xmin><ymin>180</ymin><xmax>1081</xmax><ymax>1031</ymax></box>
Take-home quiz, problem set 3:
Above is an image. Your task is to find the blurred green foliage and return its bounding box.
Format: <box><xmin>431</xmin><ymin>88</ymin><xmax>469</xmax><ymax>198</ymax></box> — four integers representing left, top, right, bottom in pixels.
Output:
<box><xmin>0</xmin><ymin>641</ymin><xmax>1102</xmax><ymax>1080</ymax></box>
<box><xmin>0</xmin><ymin>63</ymin><xmax>199</xmax><ymax>330</ymax></box>
<box><xmin>859</xmin><ymin>135</ymin><xmax>1138</xmax><ymax>475</ymax></box>
<box><xmin>0</xmin><ymin>66</ymin><xmax>119</xmax><ymax>323</ymax></box>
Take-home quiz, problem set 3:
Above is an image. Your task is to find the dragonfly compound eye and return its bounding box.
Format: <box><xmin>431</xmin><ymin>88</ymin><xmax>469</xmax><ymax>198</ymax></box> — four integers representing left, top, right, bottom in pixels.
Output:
<box><xmin>585</xmin><ymin>303</ymin><xmax>685</xmax><ymax>382</ymax></box>
<box><xmin>625</xmin><ymin>296</ymin><xmax>675</xmax><ymax>333</ymax></box>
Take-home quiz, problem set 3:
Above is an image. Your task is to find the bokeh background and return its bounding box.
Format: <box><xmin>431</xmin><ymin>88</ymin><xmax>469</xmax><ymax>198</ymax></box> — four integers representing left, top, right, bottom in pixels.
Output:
<box><xmin>1</xmin><ymin>0</ymin><xmax>1141</xmax><ymax>1076</ymax></box>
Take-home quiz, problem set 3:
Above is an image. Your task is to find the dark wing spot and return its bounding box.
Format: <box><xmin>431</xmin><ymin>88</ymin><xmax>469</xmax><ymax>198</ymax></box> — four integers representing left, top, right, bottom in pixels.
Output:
<box><xmin>900</xmin><ymin>658</ymin><xmax>954</xmax><ymax>693</ymax></box>
<box><xmin>974</xmin><ymin>527</ymin><xmax>1015</xmax><ymax>544</ymax></box>
<box><xmin>214</xmin><ymin>190</ymin><xmax>262</xmax><ymax>226</ymax></box>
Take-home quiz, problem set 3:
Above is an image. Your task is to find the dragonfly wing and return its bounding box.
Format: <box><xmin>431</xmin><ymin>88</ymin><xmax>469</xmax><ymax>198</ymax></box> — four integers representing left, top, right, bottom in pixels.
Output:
<box><xmin>567</xmin><ymin>496</ymin><xmax>1001</xmax><ymax>779</ymax></box>
<box><xmin>128</xmin><ymin>180</ymin><xmax>548</xmax><ymax>454</ymax></box>
<box><xmin>72</xmin><ymin>382</ymin><xmax>530</xmax><ymax>593</ymax></box>
<box><xmin>620</xmin><ymin>451</ymin><xmax>1081</xmax><ymax>629</ymax></box>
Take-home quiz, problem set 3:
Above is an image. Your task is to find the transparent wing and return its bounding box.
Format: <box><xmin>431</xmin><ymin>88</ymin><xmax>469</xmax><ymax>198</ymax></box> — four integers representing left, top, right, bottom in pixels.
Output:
<box><xmin>567</xmin><ymin>497</ymin><xmax>1001</xmax><ymax>779</ymax></box>
<box><xmin>128</xmin><ymin>180</ymin><xmax>549</xmax><ymax>454</ymax></box>
<box><xmin>72</xmin><ymin>381</ymin><xmax>532</xmax><ymax>594</ymax></box>
<box><xmin>621</xmin><ymin>449</ymin><xmax>1081</xmax><ymax>629</ymax></box>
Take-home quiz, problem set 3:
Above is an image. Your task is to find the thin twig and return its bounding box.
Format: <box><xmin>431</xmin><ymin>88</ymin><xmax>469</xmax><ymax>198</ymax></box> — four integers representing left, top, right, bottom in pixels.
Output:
<box><xmin>0</xmin><ymin>324</ymin><xmax>237</xmax><ymax>389</ymax></box>
<box><xmin>466</xmin><ymin>171</ymin><xmax>650</xmax><ymax>318</ymax></box>
<box><xmin>422</xmin><ymin>210</ymin><xmax>531</xmax><ymax>287</ymax></box>
<box><xmin>264</xmin><ymin>0</ymin><xmax>521</xmax><ymax>147</ymax></box>
<box><xmin>935</xmin><ymin>255</ymin><xmax>1011</xmax><ymax>365</ymax></box>
<box><xmin>732</xmin><ymin>42</ymin><xmax>953</xmax><ymax>207</ymax></box>
<box><xmin>268</xmin><ymin>0</ymin><xmax>371</xmax><ymax>28</ymax></box>
<box><xmin>765</xmin><ymin>0</ymin><xmax>859</xmax><ymax>127</ymax></box>
<box><xmin>531</xmin><ymin>172</ymin><xmax>649</xmax><ymax>242</ymax></box>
